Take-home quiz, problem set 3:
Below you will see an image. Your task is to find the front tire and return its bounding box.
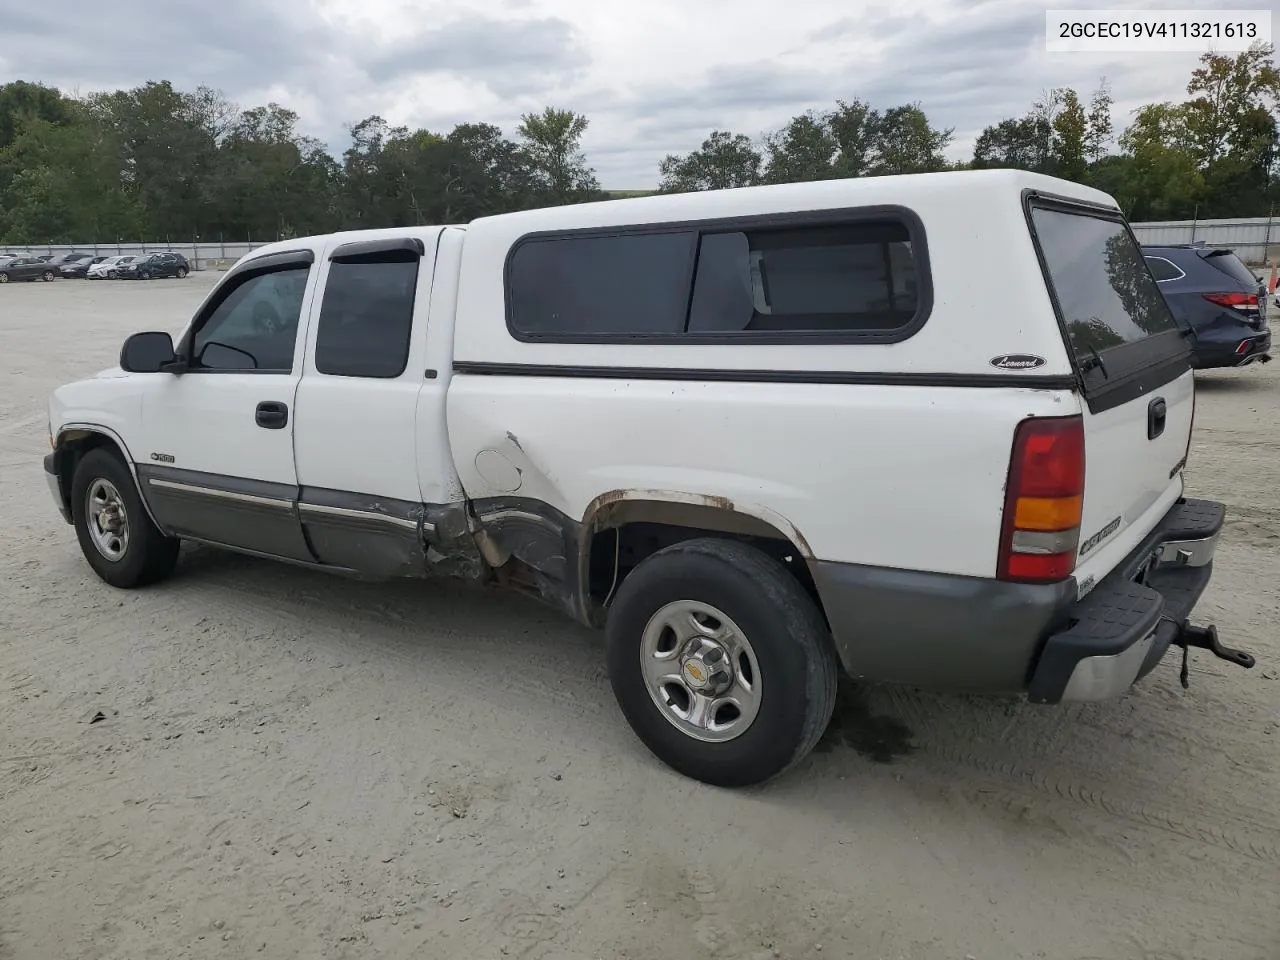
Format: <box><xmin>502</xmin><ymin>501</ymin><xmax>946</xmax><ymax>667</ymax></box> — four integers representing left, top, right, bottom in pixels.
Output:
<box><xmin>41</xmin><ymin>270</ymin><xmax>55</xmax><ymax>281</ymax></box>
<box><xmin>71</xmin><ymin>449</ymin><xmax>180</xmax><ymax>588</ymax></box>
<box><xmin>0</xmin><ymin>273</ymin><xmax>9</xmax><ymax>283</ymax></box>
<box><xmin>176</xmin><ymin>267</ymin><xmax>188</xmax><ymax>279</ymax></box>
<box><xmin>605</xmin><ymin>538</ymin><xmax>838</xmax><ymax>787</ymax></box>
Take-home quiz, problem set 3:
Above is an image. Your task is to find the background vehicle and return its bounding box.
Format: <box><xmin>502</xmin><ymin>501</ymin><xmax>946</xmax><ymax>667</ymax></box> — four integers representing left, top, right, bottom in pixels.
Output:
<box><xmin>125</xmin><ymin>252</ymin><xmax>190</xmax><ymax>280</ymax></box>
<box><xmin>44</xmin><ymin>170</ymin><xmax>1246</xmax><ymax>786</ymax></box>
<box><xmin>0</xmin><ymin>256</ymin><xmax>57</xmax><ymax>283</ymax></box>
<box><xmin>89</xmin><ymin>255</ymin><xmax>136</xmax><ymax>279</ymax></box>
<box><xmin>1143</xmin><ymin>244</ymin><xmax>1272</xmax><ymax>369</ymax></box>
<box><xmin>49</xmin><ymin>253</ymin><xmax>94</xmax><ymax>278</ymax></box>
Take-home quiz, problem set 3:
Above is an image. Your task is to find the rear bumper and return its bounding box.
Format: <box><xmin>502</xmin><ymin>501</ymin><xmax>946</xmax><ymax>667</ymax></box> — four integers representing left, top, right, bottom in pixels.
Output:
<box><xmin>1191</xmin><ymin>330</ymin><xmax>1271</xmax><ymax>369</ymax></box>
<box><xmin>1026</xmin><ymin>497</ymin><xmax>1224</xmax><ymax>703</ymax></box>
<box><xmin>810</xmin><ymin>497</ymin><xmax>1226</xmax><ymax>700</ymax></box>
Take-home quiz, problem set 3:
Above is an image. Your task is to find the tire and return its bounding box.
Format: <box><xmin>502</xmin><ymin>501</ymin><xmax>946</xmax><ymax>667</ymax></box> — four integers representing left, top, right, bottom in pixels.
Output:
<box><xmin>41</xmin><ymin>270</ymin><xmax>54</xmax><ymax>281</ymax></box>
<box><xmin>139</xmin><ymin>271</ymin><xmax>151</xmax><ymax>280</ymax></box>
<box><xmin>71</xmin><ymin>448</ymin><xmax>180</xmax><ymax>589</ymax></box>
<box><xmin>605</xmin><ymin>537</ymin><xmax>838</xmax><ymax>787</ymax></box>
<box><xmin>176</xmin><ymin>267</ymin><xmax>188</xmax><ymax>279</ymax></box>
<box><xmin>0</xmin><ymin>273</ymin><xmax>9</xmax><ymax>283</ymax></box>
<box><xmin>107</xmin><ymin>270</ymin><xmax>117</xmax><ymax>279</ymax></box>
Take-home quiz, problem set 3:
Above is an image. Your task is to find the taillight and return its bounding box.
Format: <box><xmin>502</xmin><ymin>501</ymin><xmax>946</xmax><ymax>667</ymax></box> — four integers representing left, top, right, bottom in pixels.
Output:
<box><xmin>1236</xmin><ymin>339</ymin><xmax>1253</xmax><ymax>355</ymax></box>
<box><xmin>1203</xmin><ymin>292</ymin><xmax>1258</xmax><ymax>310</ymax></box>
<box><xmin>997</xmin><ymin>415</ymin><xmax>1085</xmax><ymax>583</ymax></box>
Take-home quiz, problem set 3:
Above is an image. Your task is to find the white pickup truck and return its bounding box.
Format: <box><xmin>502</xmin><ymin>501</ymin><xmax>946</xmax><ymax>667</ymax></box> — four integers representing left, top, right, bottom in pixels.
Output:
<box><xmin>44</xmin><ymin>170</ymin><xmax>1255</xmax><ymax>786</ymax></box>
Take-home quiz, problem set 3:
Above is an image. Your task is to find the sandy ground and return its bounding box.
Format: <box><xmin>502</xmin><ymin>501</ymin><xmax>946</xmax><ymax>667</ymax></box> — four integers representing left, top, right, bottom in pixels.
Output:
<box><xmin>1</xmin><ymin>273</ymin><xmax>1278</xmax><ymax>960</ymax></box>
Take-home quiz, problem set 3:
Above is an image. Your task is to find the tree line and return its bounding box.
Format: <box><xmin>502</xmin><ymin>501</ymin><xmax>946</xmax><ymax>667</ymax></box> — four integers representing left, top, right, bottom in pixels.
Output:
<box><xmin>1</xmin><ymin>43</ymin><xmax>1276</xmax><ymax>244</ymax></box>
<box><xmin>660</xmin><ymin>43</ymin><xmax>1280</xmax><ymax>222</ymax></box>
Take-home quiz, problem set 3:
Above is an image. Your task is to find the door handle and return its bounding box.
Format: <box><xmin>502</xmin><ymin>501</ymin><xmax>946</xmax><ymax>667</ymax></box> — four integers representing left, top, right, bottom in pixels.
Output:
<box><xmin>1147</xmin><ymin>397</ymin><xmax>1166</xmax><ymax>440</ymax></box>
<box><xmin>255</xmin><ymin>401</ymin><xmax>289</xmax><ymax>430</ymax></box>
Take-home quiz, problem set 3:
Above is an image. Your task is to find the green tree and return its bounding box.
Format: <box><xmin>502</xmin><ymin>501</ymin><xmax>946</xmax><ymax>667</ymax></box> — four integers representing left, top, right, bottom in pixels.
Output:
<box><xmin>1052</xmin><ymin>88</ymin><xmax>1088</xmax><ymax>181</ymax></box>
<box><xmin>972</xmin><ymin>117</ymin><xmax>1049</xmax><ymax>171</ymax></box>
<box><xmin>517</xmin><ymin>107</ymin><xmax>600</xmax><ymax>203</ymax></box>
<box><xmin>658</xmin><ymin>130</ymin><xmax>761</xmax><ymax>192</ymax></box>
<box><xmin>1085</xmin><ymin>78</ymin><xmax>1114</xmax><ymax>164</ymax></box>
<box><xmin>0</xmin><ymin>80</ymin><xmax>74</xmax><ymax>151</ymax></box>
<box><xmin>1183</xmin><ymin>43</ymin><xmax>1280</xmax><ymax>166</ymax></box>
<box><xmin>867</xmin><ymin>104</ymin><xmax>952</xmax><ymax>175</ymax></box>
<box><xmin>762</xmin><ymin>112</ymin><xmax>837</xmax><ymax>184</ymax></box>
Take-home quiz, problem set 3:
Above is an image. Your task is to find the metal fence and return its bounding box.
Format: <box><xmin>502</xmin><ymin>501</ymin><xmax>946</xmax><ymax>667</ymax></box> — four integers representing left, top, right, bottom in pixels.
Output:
<box><xmin>0</xmin><ymin>240</ymin><xmax>274</xmax><ymax>271</ymax></box>
<box><xmin>1129</xmin><ymin>216</ymin><xmax>1279</xmax><ymax>265</ymax></box>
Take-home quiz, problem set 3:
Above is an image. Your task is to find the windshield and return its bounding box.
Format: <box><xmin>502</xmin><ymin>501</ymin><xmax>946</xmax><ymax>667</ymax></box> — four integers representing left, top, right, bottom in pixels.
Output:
<box><xmin>1031</xmin><ymin>206</ymin><xmax>1179</xmax><ymax>362</ymax></box>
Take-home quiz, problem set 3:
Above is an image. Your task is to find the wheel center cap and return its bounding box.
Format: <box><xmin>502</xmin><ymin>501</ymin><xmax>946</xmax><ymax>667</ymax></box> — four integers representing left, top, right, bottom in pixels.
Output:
<box><xmin>682</xmin><ymin>659</ymin><xmax>710</xmax><ymax>689</ymax></box>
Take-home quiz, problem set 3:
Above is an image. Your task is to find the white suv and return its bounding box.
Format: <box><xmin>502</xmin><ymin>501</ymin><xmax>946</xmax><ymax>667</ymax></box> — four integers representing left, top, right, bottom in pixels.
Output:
<box><xmin>43</xmin><ymin>170</ymin><xmax>1255</xmax><ymax>786</ymax></box>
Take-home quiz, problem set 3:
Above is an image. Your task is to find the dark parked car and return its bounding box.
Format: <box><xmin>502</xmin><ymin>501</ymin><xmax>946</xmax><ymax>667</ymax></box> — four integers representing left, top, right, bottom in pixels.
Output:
<box><xmin>0</xmin><ymin>255</ymin><xmax>58</xmax><ymax>283</ymax></box>
<box><xmin>48</xmin><ymin>252</ymin><xmax>95</xmax><ymax>278</ymax></box>
<box><xmin>122</xmin><ymin>252</ymin><xmax>190</xmax><ymax>280</ymax></box>
<box><xmin>1143</xmin><ymin>243</ymin><xmax>1272</xmax><ymax>369</ymax></box>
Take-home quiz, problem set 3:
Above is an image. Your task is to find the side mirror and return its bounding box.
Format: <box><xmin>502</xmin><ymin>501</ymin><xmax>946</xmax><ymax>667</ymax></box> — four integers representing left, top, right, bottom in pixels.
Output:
<box><xmin>120</xmin><ymin>331</ymin><xmax>180</xmax><ymax>373</ymax></box>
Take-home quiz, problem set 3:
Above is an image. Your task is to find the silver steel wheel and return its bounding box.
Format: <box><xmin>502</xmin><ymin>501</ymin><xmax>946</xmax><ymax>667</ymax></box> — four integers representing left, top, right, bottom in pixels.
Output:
<box><xmin>86</xmin><ymin>478</ymin><xmax>130</xmax><ymax>562</ymax></box>
<box><xmin>639</xmin><ymin>600</ymin><xmax>762</xmax><ymax>743</ymax></box>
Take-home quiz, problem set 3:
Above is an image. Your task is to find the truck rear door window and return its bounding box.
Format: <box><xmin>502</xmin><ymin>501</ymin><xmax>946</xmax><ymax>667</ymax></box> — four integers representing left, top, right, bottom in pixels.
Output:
<box><xmin>315</xmin><ymin>251</ymin><xmax>420</xmax><ymax>379</ymax></box>
<box><xmin>1031</xmin><ymin>206</ymin><xmax>1179</xmax><ymax>361</ymax></box>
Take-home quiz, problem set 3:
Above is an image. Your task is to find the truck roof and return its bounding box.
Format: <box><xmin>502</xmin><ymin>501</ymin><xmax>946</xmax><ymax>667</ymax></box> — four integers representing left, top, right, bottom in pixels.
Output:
<box><xmin>470</xmin><ymin>169</ymin><xmax>1119</xmax><ymax>234</ymax></box>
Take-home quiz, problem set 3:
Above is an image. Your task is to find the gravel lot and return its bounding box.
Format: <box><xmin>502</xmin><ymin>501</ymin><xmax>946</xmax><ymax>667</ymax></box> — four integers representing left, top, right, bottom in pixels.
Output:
<box><xmin>1</xmin><ymin>273</ymin><xmax>1278</xmax><ymax>960</ymax></box>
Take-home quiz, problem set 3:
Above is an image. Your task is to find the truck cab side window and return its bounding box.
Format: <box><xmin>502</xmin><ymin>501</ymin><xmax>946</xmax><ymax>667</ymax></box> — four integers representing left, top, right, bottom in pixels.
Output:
<box><xmin>314</xmin><ymin>251</ymin><xmax>421</xmax><ymax>378</ymax></box>
<box><xmin>191</xmin><ymin>267</ymin><xmax>309</xmax><ymax>372</ymax></box>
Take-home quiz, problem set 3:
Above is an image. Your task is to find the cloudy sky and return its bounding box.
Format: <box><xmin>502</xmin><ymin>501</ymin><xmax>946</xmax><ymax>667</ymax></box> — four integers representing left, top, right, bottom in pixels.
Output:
<box><xmin>0</xmin><ymin>0</ymin><xmax>1272</xmax><ymax>187</ymax></box>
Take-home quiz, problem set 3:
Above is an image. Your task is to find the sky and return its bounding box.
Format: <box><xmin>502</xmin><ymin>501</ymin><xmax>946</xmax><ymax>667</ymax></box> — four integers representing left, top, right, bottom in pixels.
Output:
<box><xmin>0</xmin><ymin>0</ymin><xmax>1273</xmax><ymax>187</ymax></box>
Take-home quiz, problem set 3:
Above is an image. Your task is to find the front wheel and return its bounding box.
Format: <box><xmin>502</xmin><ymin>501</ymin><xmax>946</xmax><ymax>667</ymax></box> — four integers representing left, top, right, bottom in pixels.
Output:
<box><xmin>176</xmin><ymin>267</ymin><xmax>188</xmax><ymax>279</ymax></box>
<box><xmin>605</xmin><ymin>538</ymin><xmax>838</xmax><ymax>787</ymax></box>
<box><xmin>41</xmin><ymin>270</ymin><xmax>55</xmax><ymax>281</ymax></box>
<box><xmin>0</xmin><ymin>273</ymin><xmax>9</xmax><ymax>283</ymax></box>
<box><xmin>107</xmin><ymin>270</ymin><xmax>117</xmax><ymax>279</ymax></box>
<box><xmin>71</xmin><ymin>449</ymin><xmax>180</xmax><ymax>588</ymax></box>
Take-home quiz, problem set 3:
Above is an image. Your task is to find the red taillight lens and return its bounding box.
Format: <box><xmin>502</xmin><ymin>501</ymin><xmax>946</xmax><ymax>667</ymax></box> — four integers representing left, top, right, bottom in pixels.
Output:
<box><xmin>1236</xmin><ymin>339</ymin><xmax>1253</xmax><ymax>355</ymax></box>
<box><xmin>1203</xmin><ymin>292</ymin><xmax>1258</xmax><ymax>309</ymax></box>
<box><xmin>997</xmin><ymin>415</ymin><xmax>1086</xmax><ymax>583</ymax></box>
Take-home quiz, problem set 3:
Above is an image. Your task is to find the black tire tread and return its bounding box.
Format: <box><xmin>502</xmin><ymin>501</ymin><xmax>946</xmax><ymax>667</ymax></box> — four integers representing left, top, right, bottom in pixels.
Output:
<box><xmin>71</xmin><ymin>448</ymin><xmax>180</xmax><ymax>588</ymax></box>
<box><xmin>606</xmin><ymin>536</ymin><xmax>838</xmax><ymax>787</ymax></box>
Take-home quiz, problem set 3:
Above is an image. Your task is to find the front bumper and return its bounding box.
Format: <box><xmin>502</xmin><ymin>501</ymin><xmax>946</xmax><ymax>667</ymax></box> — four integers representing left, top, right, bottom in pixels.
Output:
<box><xmin>1027</xmin><ymin>497</ymin><xmax>1227</xmax><ymax>704</ymax></box>
<box><xmin>44</xmin><ymin>452</ymin><xmax>72</xmax><ymax>524</ymax></box>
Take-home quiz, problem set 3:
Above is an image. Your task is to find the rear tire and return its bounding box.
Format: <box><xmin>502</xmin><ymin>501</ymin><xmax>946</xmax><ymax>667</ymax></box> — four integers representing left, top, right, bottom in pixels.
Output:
<box><xmin>605</xmin><ymin>537</ymin><xmax>838</xmax><ymax>787</ymax></box>
<box><xmin>71</xmin><ymin>449</ymin><xmax>180</xmax><ymax>588</ymax></box>
<box><xmin>0</xmin><ymin>273</ymin><xmax>9</xmax><ymax>283</ymax></box>
<box><xmin>41</xmin><ymin>270</ymin><xmax>54</xmax><ymax>281</ymax></box>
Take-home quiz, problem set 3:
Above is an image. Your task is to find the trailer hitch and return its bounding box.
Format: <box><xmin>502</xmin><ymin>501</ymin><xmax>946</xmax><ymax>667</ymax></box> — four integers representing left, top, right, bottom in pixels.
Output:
<box><xmin>1171</xmin><ymin>621</ymin><xmax>1256</xmax><ymax>689</ymax></box>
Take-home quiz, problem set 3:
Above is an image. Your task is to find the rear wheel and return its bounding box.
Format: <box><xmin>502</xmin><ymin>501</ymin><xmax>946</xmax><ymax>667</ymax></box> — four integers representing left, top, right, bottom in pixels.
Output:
<box><xmin>605</xmin><ymin>537</ymin><xmax>838</xmax><ymax>787</ymax></box>
<box><xmin>71</xmin><ymin>449</ymin><xmax>180</xmax><ymax>588</ymax></box>
<box><xmin>107</xmin><ymin>270</ymin><xmax>117</xmax><ymax>279</ymax></box>
<box><xmin>0</xmin><ymin>273</ymin><xmax>9</xmax><ymax>283</ymax></box>
<box><xmin>41</xmin><ymin>270</ymin><xmax>54</xmax><ymax>281</ymax></box>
